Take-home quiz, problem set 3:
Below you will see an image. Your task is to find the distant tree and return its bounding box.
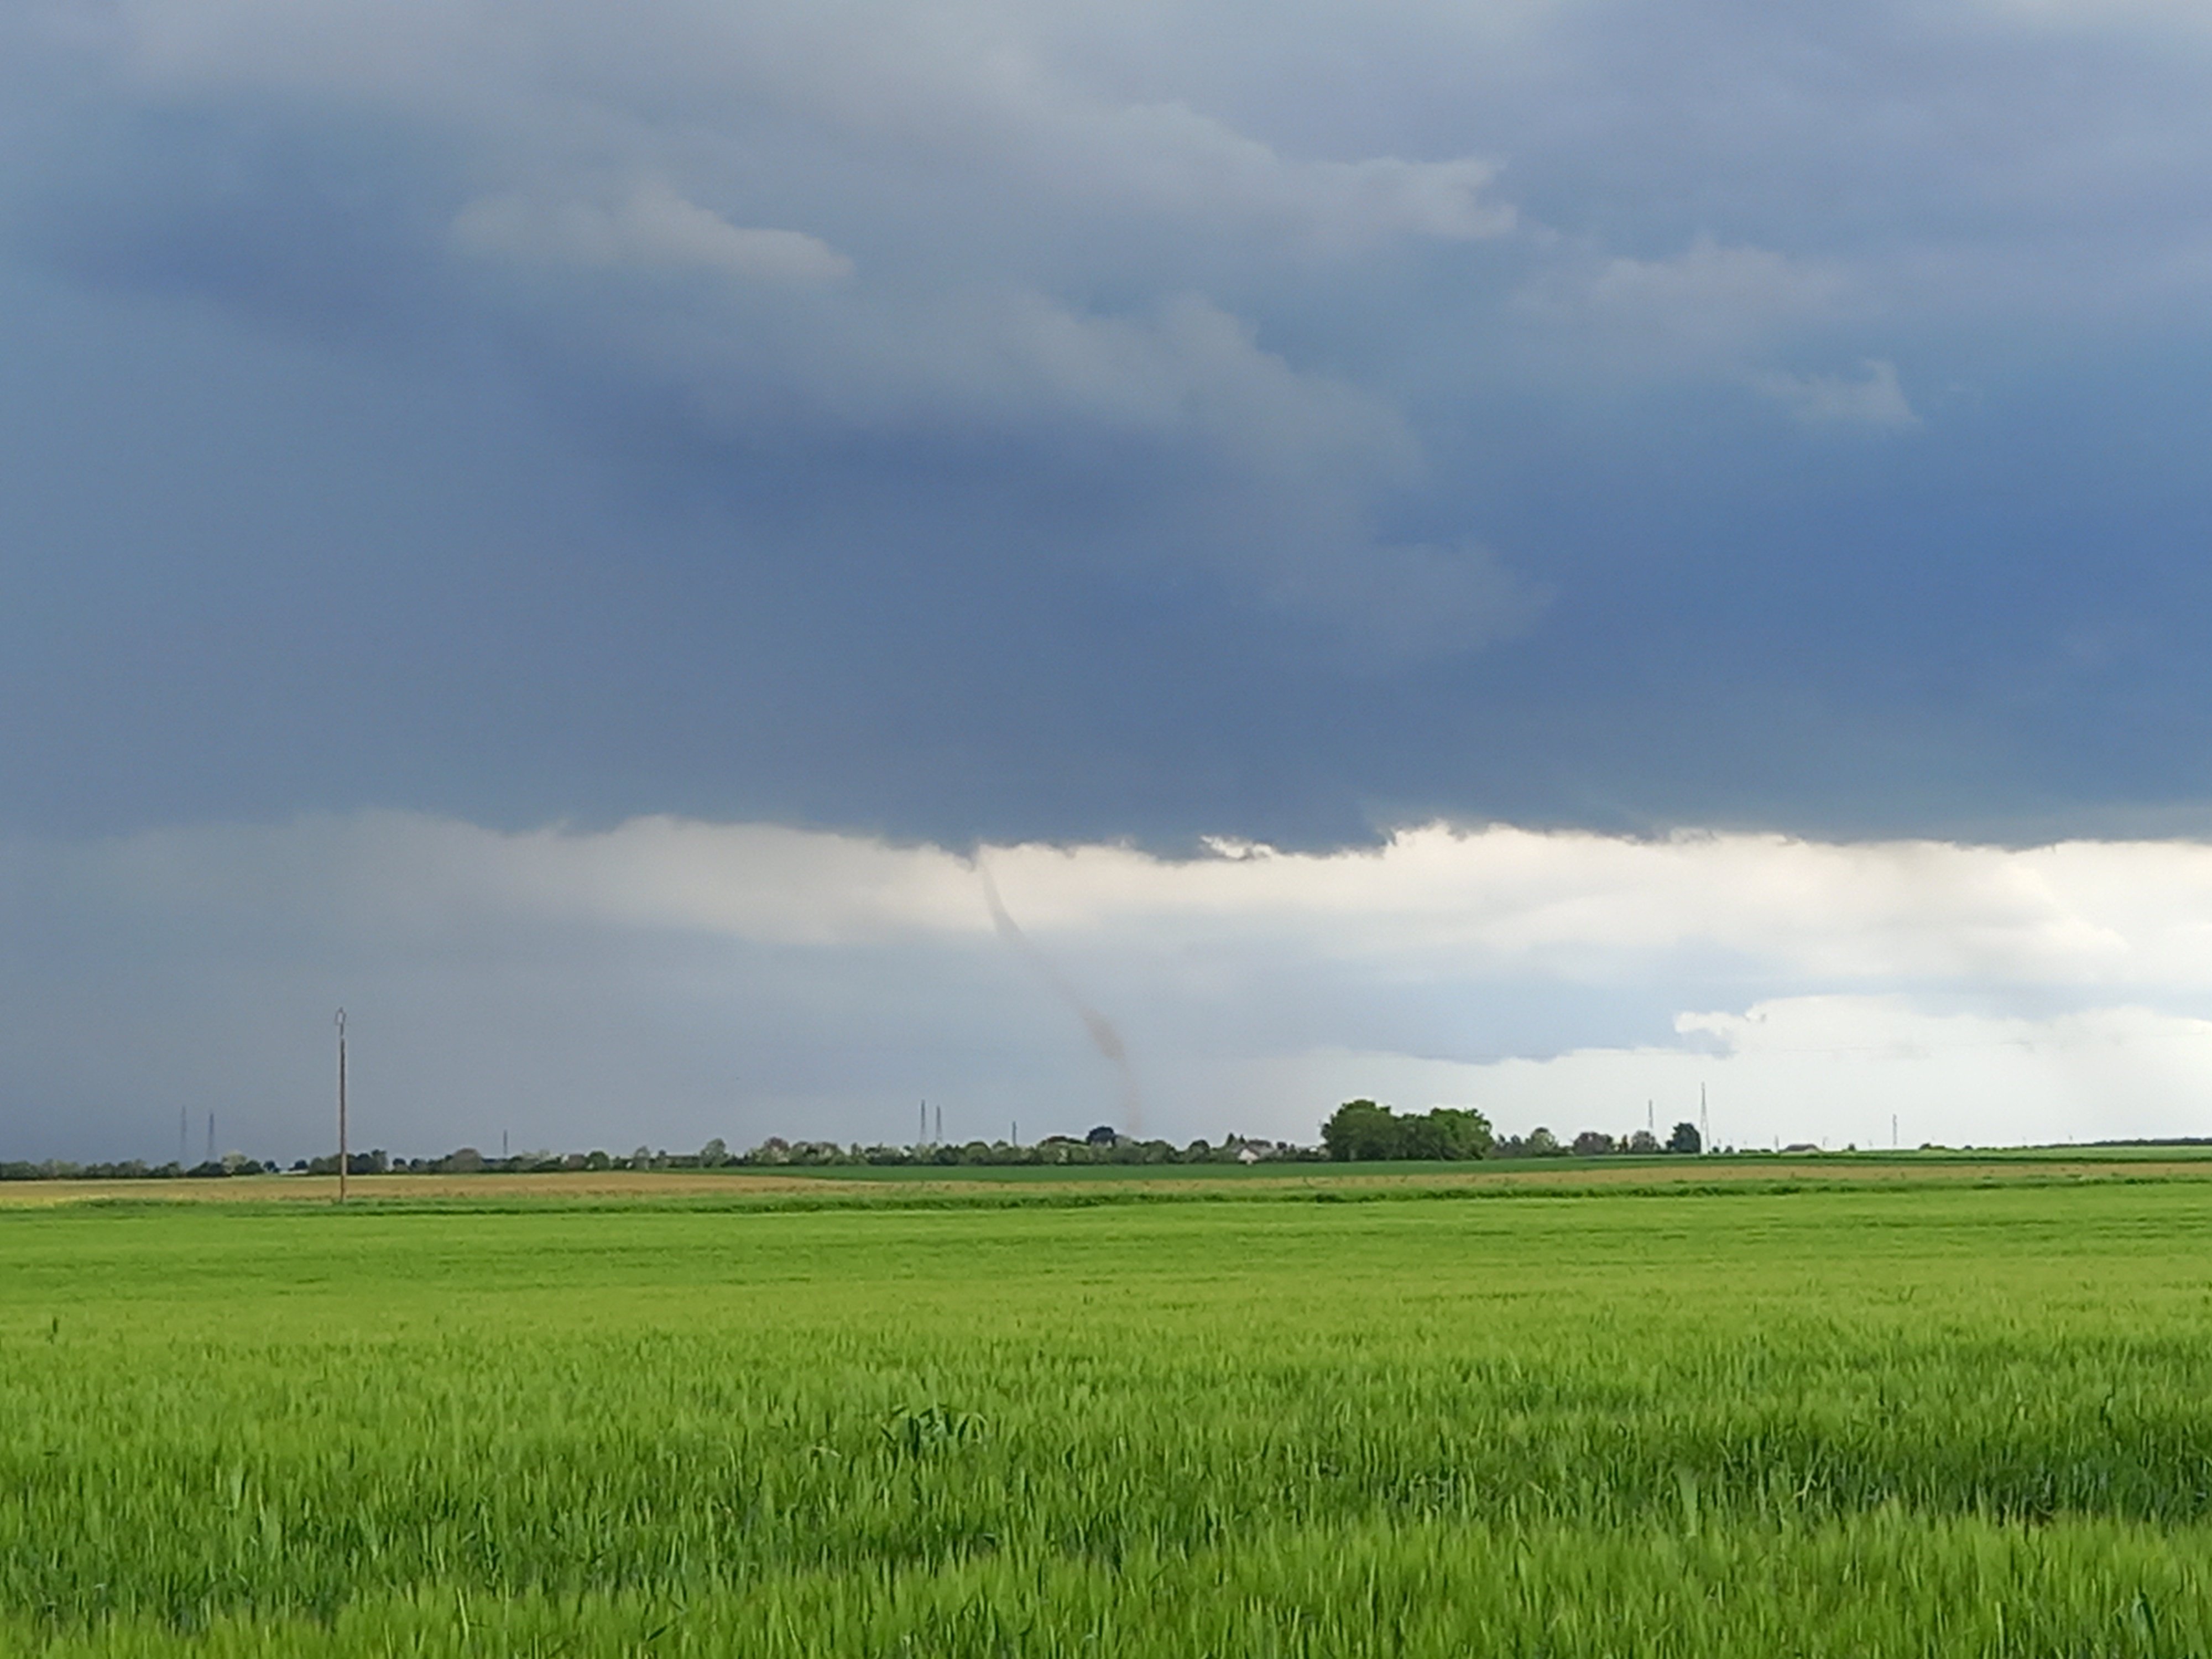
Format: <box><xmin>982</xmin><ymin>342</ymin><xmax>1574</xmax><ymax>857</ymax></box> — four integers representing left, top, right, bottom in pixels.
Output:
<box><xmin>1322</xmin><ymin>1099</ymin><xmax>1401</xmax><ymax>1161</ymax></box>
<box><xmin>1431</xmin><ymin>1108</ymin><xmax>1494</xmax><ymax>1159</ymax></box>
<box><xmin>1626</xmin><ymin>1129</ymin><xmax>1660</xmax><ymax>1154</ymax></box>
<box><xmin>1397</xmin><ymin>1112</ymin><xmax>1449</xmax><ymax>1160</ymax></box>
<box><xmin>1084</xmin><ymin>1125</ymin><xmax>1118</xmax><ymax>1146</ymax></box>
<box><xmin>1666</xmin><ymin>1121</ymin><xmax>1702</xmax><ymax>1155</ymax></box>
<box><xmin>1526</xmin><ymin>1126</ymin><xmax>1563</xmax><ymax>1157</ymax></box>
<box><xmin>1572</xmin><ymin>1130</ymin><xmax>1616</xmax><ymax>1157</ymax></box>
<box><xmin>700</xmin><ymin>1137</ymin><xmax>730</xmax><ymax>1167</ymax></box>
<box><xmin>1324</xmin><ymin>1100</ymin><xmax>1491</xmax><ymax>1161</ymax></box>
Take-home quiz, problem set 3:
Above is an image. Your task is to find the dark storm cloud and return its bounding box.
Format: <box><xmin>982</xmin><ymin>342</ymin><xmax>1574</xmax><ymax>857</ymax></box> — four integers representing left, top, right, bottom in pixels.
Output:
<box><xmin>5</xmin><ymin>0</ymin><xmax>2212</xmax><ymax>848</ymax></box>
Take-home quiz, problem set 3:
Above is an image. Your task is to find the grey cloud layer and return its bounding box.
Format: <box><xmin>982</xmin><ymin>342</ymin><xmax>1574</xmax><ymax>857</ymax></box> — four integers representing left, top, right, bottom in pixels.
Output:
<box><xmin>70</xmin><ymin>0</ymin><xmax>1531</xmax><ymax>651</ymax></box>
<box><xmin>8</xmin><ymin>815</ymin><xmax>2212</xmax><ymax>1161</ymax></box>
<box><xmin>6</xmin><ymin>0</ymin><xmax>2212</xmax><ymax>846</ymax></box>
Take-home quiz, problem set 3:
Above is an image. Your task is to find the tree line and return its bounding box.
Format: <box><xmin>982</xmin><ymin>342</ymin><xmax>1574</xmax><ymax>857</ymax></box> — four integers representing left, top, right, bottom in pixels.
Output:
<box><xmin>1</xmin><ymin>1130</ymin><xmax>1322</xmax><ymax>1180</ymax></box>
<box><xmin>1319</xmin><ymin>1099</ymin><xmax>1702</xmax><ymax>1161</ymax></box>
<box><xmin>3</xmin><ymin>1107</ymin><xmax>1708</xmax><ymax>1181</ymax></box>
<box><xmin>0</xmin><ymin>1155</ymin><xmax>281</xmax><ymax>1182</ymax></box>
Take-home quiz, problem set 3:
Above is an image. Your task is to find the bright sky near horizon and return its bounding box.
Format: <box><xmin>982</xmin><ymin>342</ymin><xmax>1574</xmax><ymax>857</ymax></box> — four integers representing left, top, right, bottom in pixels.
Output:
<box><xmin>6</xmin><ymin>0</ymin><xmax>2212</xmax><ymax>1158</ymax></box>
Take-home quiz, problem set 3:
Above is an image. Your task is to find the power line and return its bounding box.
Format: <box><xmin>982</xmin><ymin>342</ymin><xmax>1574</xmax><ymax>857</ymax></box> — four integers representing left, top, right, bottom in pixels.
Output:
<box><xmin>335</xmin><ymin>1009</ymin><xmax>348</xmax><ymax>1205</ymax></box>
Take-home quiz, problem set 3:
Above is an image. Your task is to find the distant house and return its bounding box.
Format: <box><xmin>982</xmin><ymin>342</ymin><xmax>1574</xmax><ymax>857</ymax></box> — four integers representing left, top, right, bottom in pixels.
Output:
<box><xmin>1238</xmin><ymin>1146</ymin><xmax>1260</xmax><ymax>1165</ymax></box>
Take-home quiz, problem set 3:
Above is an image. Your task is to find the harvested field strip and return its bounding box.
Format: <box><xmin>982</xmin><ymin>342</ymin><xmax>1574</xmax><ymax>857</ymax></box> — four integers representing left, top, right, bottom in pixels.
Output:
<box><xmin>8</xmin><ymin>1147</ymin><xmax>2212</xmax><ymax>1208</ymax></box>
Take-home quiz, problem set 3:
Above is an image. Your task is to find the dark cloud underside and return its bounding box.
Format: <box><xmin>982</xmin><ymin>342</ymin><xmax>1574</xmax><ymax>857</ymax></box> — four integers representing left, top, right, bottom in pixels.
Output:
<box><xmin>4</xmin><ymin>0</ymin><xmax>2212</xmax><ymax>848</ymax></box>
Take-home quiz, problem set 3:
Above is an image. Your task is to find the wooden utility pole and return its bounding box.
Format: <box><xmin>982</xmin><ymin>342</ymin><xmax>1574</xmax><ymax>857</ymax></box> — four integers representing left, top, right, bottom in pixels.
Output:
<box><xmin>335</xmin><ymin>1009</ymin><xmax>348</xmax><ymax>1203</ymax></box>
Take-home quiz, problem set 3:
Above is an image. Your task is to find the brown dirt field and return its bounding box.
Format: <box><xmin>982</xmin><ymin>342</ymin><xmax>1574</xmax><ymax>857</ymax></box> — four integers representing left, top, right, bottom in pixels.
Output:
<box><xmin>4</xmin><ymin>1155</ymin><xmax>2209</xmax><ymax>1207</ymax></box>
<box><xmin>0</xmin><ymin>1170</ymin><xmax>880</xmax><ymax>1206</ymax></box>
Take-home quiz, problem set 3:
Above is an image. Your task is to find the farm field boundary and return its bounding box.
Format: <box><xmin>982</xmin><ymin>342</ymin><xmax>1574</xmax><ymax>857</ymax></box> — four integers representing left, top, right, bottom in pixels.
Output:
<box><xmin>6</xmin><ymin>1146</ymin><xmax>2212</xmax><ymax>1211</ymax></box>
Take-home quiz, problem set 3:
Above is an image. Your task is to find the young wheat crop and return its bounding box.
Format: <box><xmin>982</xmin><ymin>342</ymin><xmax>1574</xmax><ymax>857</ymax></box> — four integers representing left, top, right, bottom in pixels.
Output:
<box><xmin>4</xmin><ymin>1179</ymin><xmax>2211</xmax><ymax>1653</ymax></box>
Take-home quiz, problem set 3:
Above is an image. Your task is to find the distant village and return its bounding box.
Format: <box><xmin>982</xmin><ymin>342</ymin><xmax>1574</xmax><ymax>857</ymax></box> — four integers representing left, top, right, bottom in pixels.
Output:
<box><xmin>6</xmin><ymin>1102</ymin><xmax>1726</xmax><ymax>1182</ymax></box>
<box><xmin>2</xmin><ymin>1126</ymin><xmax>1313</xmax><ymax>1182</ymax></box>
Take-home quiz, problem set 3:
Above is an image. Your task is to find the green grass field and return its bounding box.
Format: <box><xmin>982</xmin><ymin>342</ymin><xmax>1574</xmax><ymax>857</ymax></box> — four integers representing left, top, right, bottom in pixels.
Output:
<box><xmin>8</xmin><ymin>1172</ymin><xmax>2212</xmax><ymax>1654</ymax></box>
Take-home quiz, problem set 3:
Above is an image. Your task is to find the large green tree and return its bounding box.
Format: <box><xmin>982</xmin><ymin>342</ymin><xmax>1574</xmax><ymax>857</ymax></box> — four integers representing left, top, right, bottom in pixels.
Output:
<box><xmin>1321</xmin><ymin>1099</ymin><xmax>1402</xmax><ymax>1161</ymax></box>
<box><xmin>1322</xmin><ymin>1100</ymin><xmax>1493</xmax><ymax>1162</ymax></box>
<box><xmin>1427</xmin><ymin>1107</ymin><xmax>1495</xmax><ymax>1159</ymax></box>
